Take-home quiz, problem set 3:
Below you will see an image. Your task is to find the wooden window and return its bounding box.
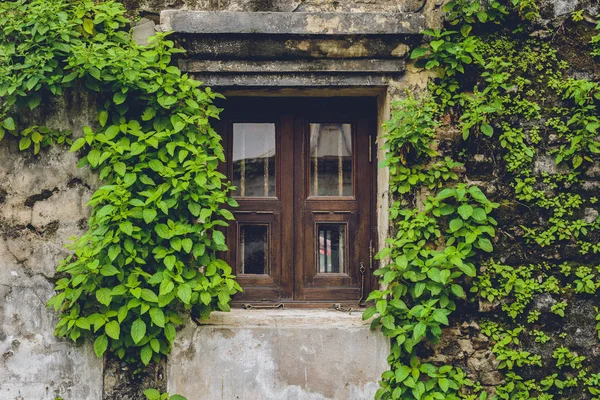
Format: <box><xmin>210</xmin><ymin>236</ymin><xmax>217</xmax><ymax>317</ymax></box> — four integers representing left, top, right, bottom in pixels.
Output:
<box><xmin>218</xmin><ymin>98</ymin><xmax>376</xmax><ymax>306</ymax></box>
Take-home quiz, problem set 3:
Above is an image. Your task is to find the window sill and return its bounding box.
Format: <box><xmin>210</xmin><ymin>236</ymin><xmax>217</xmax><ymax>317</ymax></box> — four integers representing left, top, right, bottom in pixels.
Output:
<box><xmin>194</xmin><ymin>307</ymin><xmax>371</xmax><ymax>328</ymax></box>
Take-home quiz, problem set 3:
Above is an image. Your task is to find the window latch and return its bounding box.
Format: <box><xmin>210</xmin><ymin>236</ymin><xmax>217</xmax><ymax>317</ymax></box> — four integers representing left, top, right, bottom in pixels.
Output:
<box><xmin>357</xmin><ymin>262</ymin><xmax>366</xmax><ymax>307</ymax></box>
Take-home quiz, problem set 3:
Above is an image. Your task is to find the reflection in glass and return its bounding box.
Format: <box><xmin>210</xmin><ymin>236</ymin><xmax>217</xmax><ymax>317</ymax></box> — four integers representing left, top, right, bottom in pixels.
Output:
<box><xmin>233</xmin><ymin>123</ymin><xmax>276</xmax><ymax>197</ymax></box>
<box><xmin>310</xmin><ymin>123</ymin><xmax>352</xmax><ymax>197</ymax></box>
<box><xmin>239</xmin><ymin>225</ymin><xmax>269</xmax><ymax>275</ymax></box>
<box><xmin>317</xmin><ymin>224</ymin><xmax>346</xmax><ymax>273</ymax></box>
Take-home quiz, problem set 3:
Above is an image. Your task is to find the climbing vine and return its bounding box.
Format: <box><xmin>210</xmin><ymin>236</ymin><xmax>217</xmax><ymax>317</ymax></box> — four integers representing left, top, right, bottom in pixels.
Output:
<box><xmin>367</xmin><ymin>0</ymin><xmax>600</xmax><ymax>399</ymax></box>
<box><xmin>0</xmin><ymin>0</ymin><xmax>239</xmax><ymax>396</ymax></box>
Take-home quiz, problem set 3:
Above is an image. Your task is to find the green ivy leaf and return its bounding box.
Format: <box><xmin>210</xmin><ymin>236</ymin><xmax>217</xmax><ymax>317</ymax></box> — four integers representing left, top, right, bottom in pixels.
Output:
<box><xmin>413</xmin><ymin>321</ymin><xmax>427</xmax><ymax>341</ymax></box>
<box><xmin>213</xmin><ymin>230</ymin><xmax>225</xmax><ymax>245</ymax></box>
<box><xmin>458</xmin><ymin>204</ymin><xmax>474</xmax><ymax>219</ymax></box>
<box><xmin>200</xmin><ymin>291</ymin><xmax>211</xmax><ymax>306</ymax></box>
<box><xmin>99</xmin><ymin>111</ymin><xmax>109</xmax><ymax>127</ymax></box>
<box><xmin>460</xmin><ymin>24</ymin><xmax>472</xmax><ymax>37</ymax></box>
<box><xmin>158</xmin><ymin>95</ymin><xmax>177</xmax><ymax>108</ymax></box>
<box><xmin>131</xmin><ymin>318</ymin><xmax>147</xmax><ymax>344</ymax></box>
<box><xmin>93</xmin><ymin>334</ymin><xmax>108</xmax><ymax>358</ymax></box>
<box><xmin>105</xmin><ymin>320</ymin><xmax>120</xmax><ymax>340</ymax></box>
<box><xmin>100</xmin><ymin>265</ymin><xmax>120</xmax><ymax>277</ymax></box>
<box><xmin>451</xmin><ymin>284</ymin><xmax>465</xmax><ymax>298</ymax></box>
<box><xmin>410</xmin><ymin>47</ymin><xmax>428</xmax><ymax>59</ymax></box>
<box><xmin>177</xmin><ymin>284</ymin><xmax>192</xmax><ymax>304</ymax></box>
<box><xmin>83</xmin><ymin>18</ymin><xmax>94</xmax><ymax>34</ymax></box>
<box><xmin>140</xmin><ymin>344</ymin><xmax>152</xmax><ymax>365</ymax></box>
<box><xmin>480</xmin><ymin>123</ymin><xmax>494</xmax><ymax>136</ymax></box>
<box><xmin>143</xmin><ymin>209</ymin><xmax>157</xmax><ymax>224</ymax></box>
<box><xmin>362</xmin><ymin>307</ymin><xmax>377</xmax><ymax>320</ymax></box>
<box><xmin>3</xmin><ymin>117</ymin><xmax>16</xmax><ymax>131</ymax></box>
<box><xmin>471</xmin><ymin>208</ymin><xmax>487</xmax><ymax>222</ymax></box>
<box><xmin>376</xmin><ymin>299</ymin><xmax>387</xmax><ymax>315</ymax></box>
<box><xmin>439</xmin><ymin>377</ymin><xmax>450</xmax><ymax>392</ymax></box>
<box><xmin>478</xmin><ymin>237</ymin><xmax>493</xmax><ymax>252</ymax></box>
<box><xmin>395</xmin><ymin>365</ymin><xmax>411</xmax><ymax>383</ymax></box>
<box><xmin>141</xmin><ymin>289</ymin><xmax>159</xmax><ymax>303</ymax></box>
<box><xmin>155</xmin><ymin>224</ymin><xmax>172</xmax><ymax>239</ymax></box>
<box><xmin>114</xmin><ymin>162</ymin><xmax>126</xmax><ymax>177</ymax></box>
<box><xmin>113</xmin><ymin>91</ymin><xmax>127</xmax><ymax>105</ymax></box>
<box><xmin>449</xmin><ymin>218</ymin><xmax>463</xmax><ymax>232</ymax></box>
<box><xmin>149</xmin><ymin>308</ymin><xmax>165</xmax><ymax>327</ymax></box>
<box><xmin>96</xmin><ymin>288</ymin><xmax>113</xmax><ymax>306</ymax></box>
<box><xmin>164</xmin><ymin>255</ymin><xmax>176</xmax><ymax>271</ymax></box>
<box><xmin>143</xmin><ymin>389</ymin><xmax>161</xmax><ymax>400</ymax></box>
<box><xmin>87</xmin><ymin>149</ymin><xmax>101</xmax><ymax>167</ymax></box>
<box><xmin>165</xmin><ymin>323</ymin><xmax>176</xmax><ymax>344</ymax></box>
<box><xmin>188</xmin><ymin>203</ymin><xmax>201</xmax><ymax>217</ymax></box>
<box><xmin>108</xmin><ymin>245</ymin><xmax>121</xmax><ymax>262</ymax></box>
<box><xmin>19</xmin><ymin>137</ymin><xmax>31</xmax><ymax>151</ymax></box>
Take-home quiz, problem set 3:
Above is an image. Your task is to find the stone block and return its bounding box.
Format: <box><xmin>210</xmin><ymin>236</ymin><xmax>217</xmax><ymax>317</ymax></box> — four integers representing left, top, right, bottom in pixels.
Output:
<box><xmin>160</xmin><ymin>11</ymin><xmax>426</xmax><ymax>35</ymax></box>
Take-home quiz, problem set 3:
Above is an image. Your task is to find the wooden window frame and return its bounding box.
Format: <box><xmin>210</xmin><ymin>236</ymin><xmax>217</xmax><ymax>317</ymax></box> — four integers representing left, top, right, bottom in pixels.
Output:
<box><xmin>216</xmin><ymin>97</ymin><xmax>378</xmax><ymax>307</ymax></box>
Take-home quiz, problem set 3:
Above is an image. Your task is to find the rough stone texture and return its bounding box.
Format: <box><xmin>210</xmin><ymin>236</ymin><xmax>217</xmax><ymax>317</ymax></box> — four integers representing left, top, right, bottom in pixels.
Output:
<box><xmin>179</xmin><ymin>36</ymin><xmax>422</xmax><ymax>60</ymax></box>
<box><xmin>168</xmin><ymin>310</ymin><xmax>390</xmax><ymax>400</ymax></box>
<box><xmin>132</xmin><ymin>17</ymin><xmax>157</xmax><ymax>45</ymax></box>
<box><xmin>0</xmin><ymin>91</ymin><xmax>103</xmax><ymax>399</ymax></box>
<box><xmin>160</xmin><ymin>11</ymin><xmax>426</xmax><ymax>35</ymax></box>
<box><xmin>103</xmin><ymin>357</ymin><xmax>167</xmax><ymax>400</ymax></box>
<box><xmin>540</xmin><ymin>0</ymin><xmax>600</xmax><ymax>17</ymax></box>
<box><xmin>124</xmin><ymin>0</ymin><xmax>429</xmax><ymax>16</ymax></box>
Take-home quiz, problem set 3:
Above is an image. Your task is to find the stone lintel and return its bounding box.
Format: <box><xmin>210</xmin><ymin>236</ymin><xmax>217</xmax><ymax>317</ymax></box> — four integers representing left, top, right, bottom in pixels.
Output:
<box><xmin>190</xmin><ymin>72</ymin><xmax>399</xmax><ymax>87</ymax></box>
<box><xmin>182</xmin><ymin>37</ymin><xmax>415</xmax><ymax>60</ymax></box>
<box><xmin>179</xmin><ymin>59</ymin><xmax>405</xmax><ymax>73</ymax></box>
<box><xmin>160</xmin><ymin>11</ymin><xmax>425</xmax><ymax>35</ymax></box>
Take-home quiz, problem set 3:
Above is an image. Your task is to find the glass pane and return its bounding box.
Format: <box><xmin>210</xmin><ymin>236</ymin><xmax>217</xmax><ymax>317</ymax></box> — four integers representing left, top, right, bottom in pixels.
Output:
<box><xmin>317</xmin><ymin>224</ymin><xmax>346</xmax><ymax>274</ymax></box>
<box><xmin>310</xmin><ymin>123</ymin><xmax>352</xmax><ymax>197</ymax></box>
<box><xmin>233</xmin><ymin>123</ymin><xmax>276</xmax><ymax>197</ymax></box>
<box><xmin>239</xmin><ymin>225</ymin><xmax>269</xmax><ymax>275</ymax></box>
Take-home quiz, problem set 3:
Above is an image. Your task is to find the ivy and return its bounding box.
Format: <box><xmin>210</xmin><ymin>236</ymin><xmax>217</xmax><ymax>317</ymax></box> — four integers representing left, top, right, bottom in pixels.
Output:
<box><xmin>0</xmin><ymin>0</ymin><xmax>240</xmax><ymax>382</ymax></box>
<box><xmin>368</xmin><ymin>0</ymin><xmax>600</xmax><ymax>399</ymax></box>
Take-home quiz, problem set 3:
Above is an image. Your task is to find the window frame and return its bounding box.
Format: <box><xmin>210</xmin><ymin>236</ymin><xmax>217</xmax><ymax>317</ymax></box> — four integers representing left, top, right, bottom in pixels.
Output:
<box><xmin>216</xmin><ymin>97</ymin><xmax>378</xmax><ymax>307</ymax></box>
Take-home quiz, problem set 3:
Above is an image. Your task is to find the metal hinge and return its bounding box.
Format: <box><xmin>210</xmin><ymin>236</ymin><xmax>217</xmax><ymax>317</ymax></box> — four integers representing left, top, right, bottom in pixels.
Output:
<box><xmin>368</xmin><ymin>135</ymin><xmax>373</xmax><ymax>163</ymax></box>
<box><xmin>242</xmin><ymin>303</ymin><xmax>284</xmax><ymax>310</ymax></box>
<box><xmin>333</xmin><ymin>303</ymin><xmax>355</xmax><ymax>314</ymax></box>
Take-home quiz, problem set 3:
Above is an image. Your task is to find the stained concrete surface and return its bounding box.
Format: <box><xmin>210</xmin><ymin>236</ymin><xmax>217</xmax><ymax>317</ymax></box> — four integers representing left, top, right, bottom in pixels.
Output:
<box><xmin>168</xmin><ymin>309</ymin><xmax>390</xmax><ymax>400</ymax></box>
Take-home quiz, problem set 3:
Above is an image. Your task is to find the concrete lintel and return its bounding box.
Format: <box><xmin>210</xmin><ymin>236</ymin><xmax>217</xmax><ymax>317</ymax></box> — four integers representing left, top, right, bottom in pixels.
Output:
<box><xmin>191</xmin><ymin>72</ymin><xmax>398</xmax><ymax>87</ymax></box>
<box><xmin>160</xmin><ymin>11</ymin><xmax>426</xmax><ymax>35</ymax></box>
<box><xmin>180</xmin><ymin>59</ymin><xmax>405</xmax><ymax>73</ymax></box>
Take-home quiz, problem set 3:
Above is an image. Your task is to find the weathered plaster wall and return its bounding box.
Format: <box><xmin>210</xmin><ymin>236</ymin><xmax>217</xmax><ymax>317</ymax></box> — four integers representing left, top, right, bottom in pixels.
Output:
<box><xmin>0</xmin><ymin>91</ymin><xmax>103</xmax><ymax>399</ymax></box>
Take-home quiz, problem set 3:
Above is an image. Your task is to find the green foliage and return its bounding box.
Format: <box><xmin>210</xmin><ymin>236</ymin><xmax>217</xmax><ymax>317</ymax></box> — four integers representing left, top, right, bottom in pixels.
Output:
<box><xmin>374</xmin><ymin>0</ymin><xmax>600</xmax><ymax>399</ymax></box>
<box><xmin>367</xmin><ymin>83</ymin><xmax>498</xmax><ymax>400</ymax></box>
<box><xmin>1</xmin><ymin>0</ymin><xmax>240</xmax><ymax>368</ymax></box>
<box><xmin>143</xmin><ymin>388</ymin><xmax>187</xmax><ymax>400</ymax></box>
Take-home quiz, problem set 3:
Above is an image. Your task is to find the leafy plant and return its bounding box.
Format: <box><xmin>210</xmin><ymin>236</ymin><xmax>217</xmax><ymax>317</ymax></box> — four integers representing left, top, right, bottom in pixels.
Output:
<box><xmin>1</xmin><ymin>0</ymin><xmax>240</xmax><ymax>368</ymax></box>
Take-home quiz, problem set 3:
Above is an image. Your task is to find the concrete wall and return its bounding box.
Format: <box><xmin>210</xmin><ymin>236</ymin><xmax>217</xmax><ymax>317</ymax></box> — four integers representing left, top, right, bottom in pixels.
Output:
<box><xmin>168</xmin><ymin>310</ymin><xmax>389</xmax><ymax>400</ymax></box>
